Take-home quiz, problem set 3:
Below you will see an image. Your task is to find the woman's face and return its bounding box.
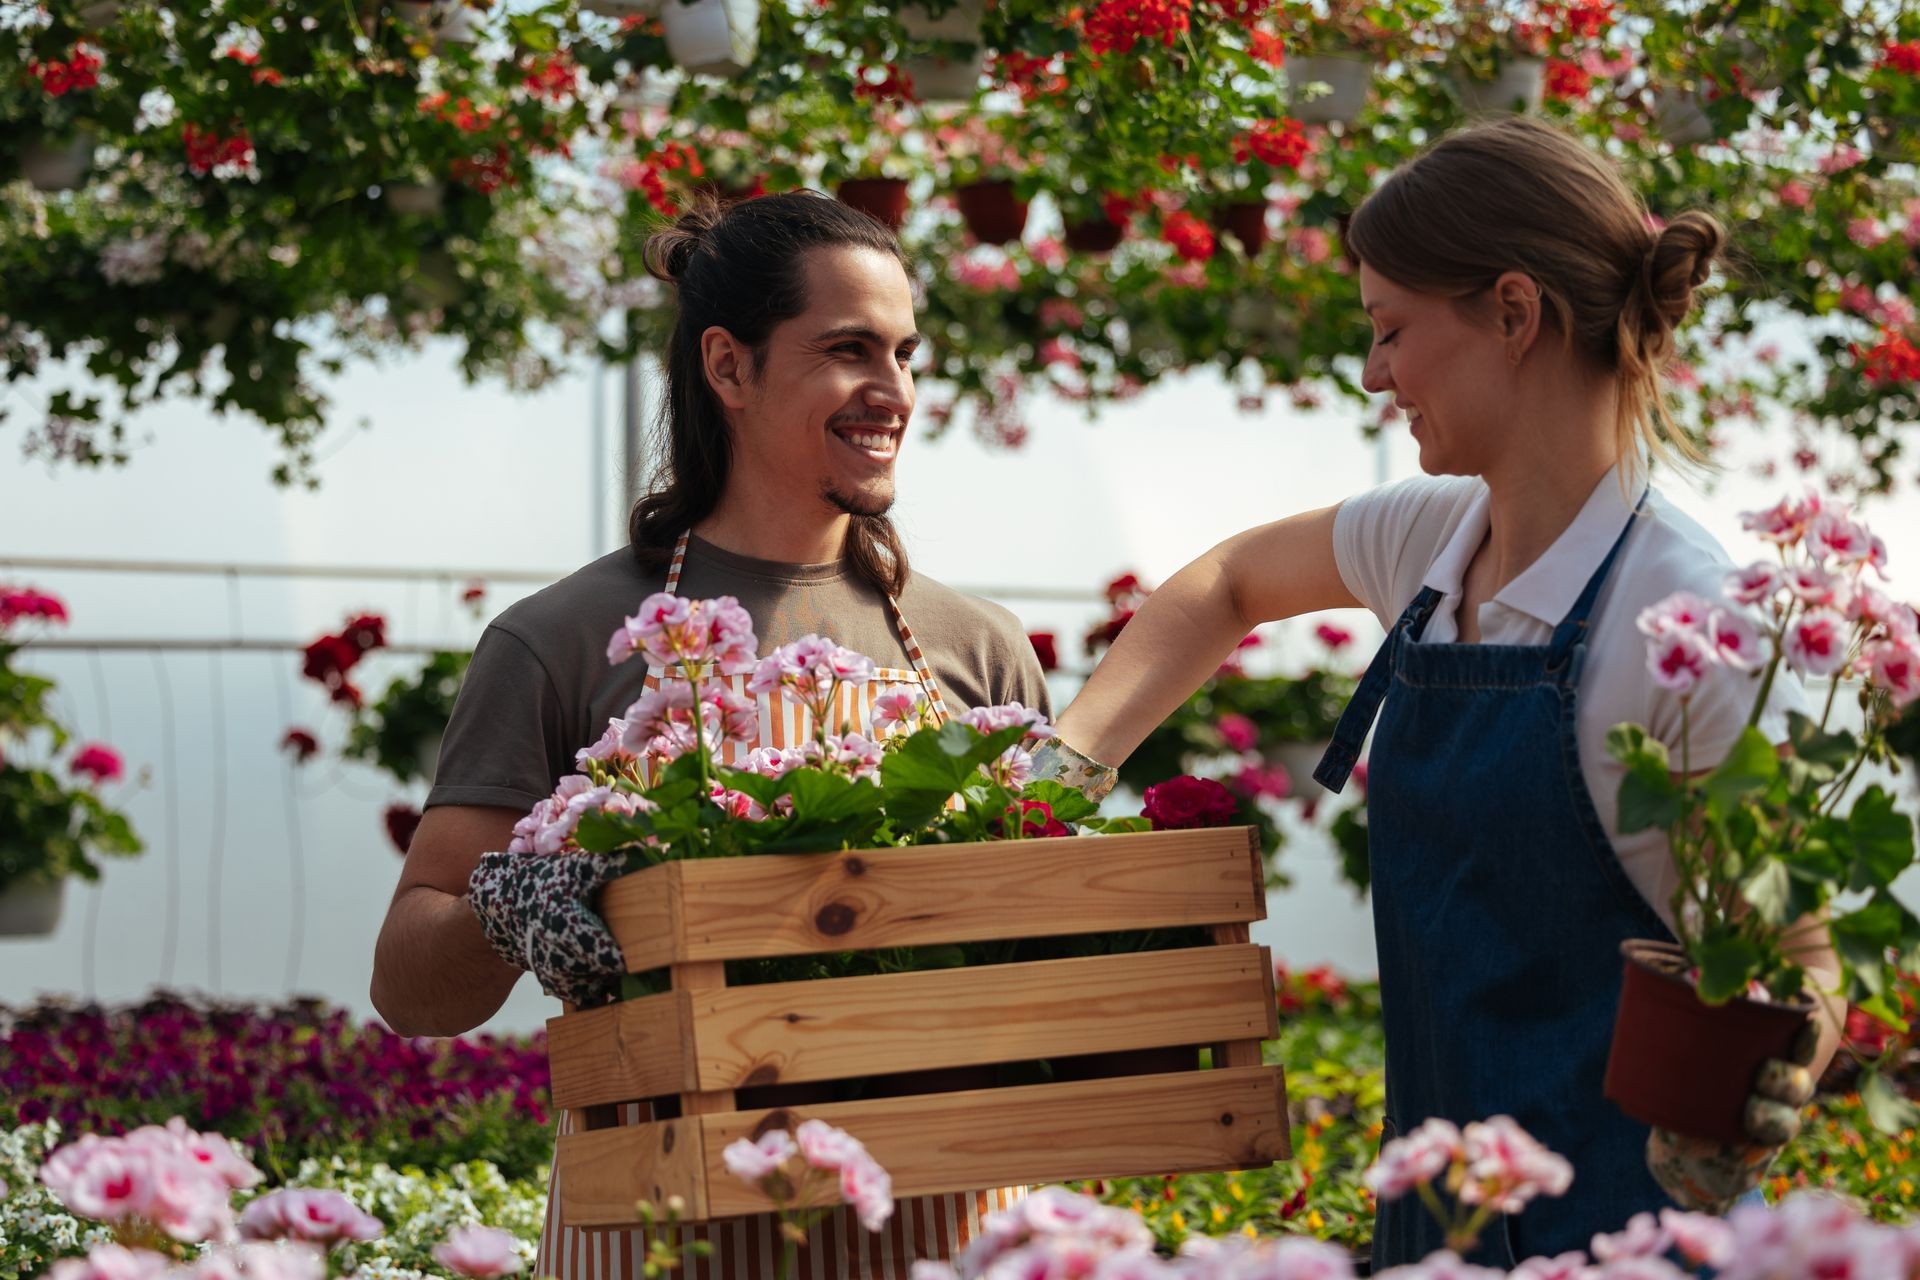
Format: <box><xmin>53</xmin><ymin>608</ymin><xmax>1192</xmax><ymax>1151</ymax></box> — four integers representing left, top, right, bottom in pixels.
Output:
<box><xmin>1358</xmin><ymin>263</ymin><xmax>1519</xmax><ymax>478</ymax></box>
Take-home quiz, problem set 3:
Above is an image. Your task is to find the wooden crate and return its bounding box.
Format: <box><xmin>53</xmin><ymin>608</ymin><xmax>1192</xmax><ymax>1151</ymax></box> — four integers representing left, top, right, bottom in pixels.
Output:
<box><xmin>548</xmin><ymin>825</ymin><xmax>1290</xmax><ymax>1229</ymax></box>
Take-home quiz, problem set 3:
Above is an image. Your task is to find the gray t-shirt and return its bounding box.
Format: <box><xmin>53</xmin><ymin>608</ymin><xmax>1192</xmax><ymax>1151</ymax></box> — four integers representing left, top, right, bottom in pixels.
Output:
<box><xmin>426</xmin><ymin>535</ymin><xmax>1052</xmax><ymax>812</ymax></box>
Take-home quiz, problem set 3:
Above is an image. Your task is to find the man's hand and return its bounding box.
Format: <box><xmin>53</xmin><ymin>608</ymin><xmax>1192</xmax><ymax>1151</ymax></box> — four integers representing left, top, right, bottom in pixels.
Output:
<box><xmin>1645</xmin><ymin>1021</ymin><xmax>1818</xmax><ymax>1212</ymax></box>
<box><xmin>467</xmin><ymin>850</ymin><xmax>628</xmax><ymax>1008</ymax></box>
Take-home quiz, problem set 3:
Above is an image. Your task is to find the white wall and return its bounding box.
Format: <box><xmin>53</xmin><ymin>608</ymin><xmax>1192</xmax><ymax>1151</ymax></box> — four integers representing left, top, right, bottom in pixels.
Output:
<box><xmin>0</xmin><ymin>339</ymin><xmax>1906</xmax><ymax>1031</ymax></box>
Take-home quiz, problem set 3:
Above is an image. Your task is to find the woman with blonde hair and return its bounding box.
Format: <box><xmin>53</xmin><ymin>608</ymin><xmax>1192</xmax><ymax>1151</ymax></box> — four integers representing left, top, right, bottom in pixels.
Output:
<box><xmin>1038</xmin><ymin>116</ymin><xmax>1841</xmax><ymax>1267</ymax></box>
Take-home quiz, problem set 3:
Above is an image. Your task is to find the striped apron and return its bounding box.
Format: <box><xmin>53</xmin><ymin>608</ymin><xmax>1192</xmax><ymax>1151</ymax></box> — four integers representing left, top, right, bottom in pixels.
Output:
<box><xmin>537</xmin><ymin>532</ymin><xmax>1024</xmax><ymax>1280</ymax></box>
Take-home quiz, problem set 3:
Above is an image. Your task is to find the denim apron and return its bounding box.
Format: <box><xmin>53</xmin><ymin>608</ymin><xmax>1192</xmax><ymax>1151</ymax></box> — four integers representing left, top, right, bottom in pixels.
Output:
<box><xmin>1314</xmin><ymin>497</ymin><xmax>1677</xmax><ymax>1269</ymax></box>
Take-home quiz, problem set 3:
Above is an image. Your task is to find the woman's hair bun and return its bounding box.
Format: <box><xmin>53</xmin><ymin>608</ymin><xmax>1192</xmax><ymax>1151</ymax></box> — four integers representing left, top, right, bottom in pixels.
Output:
<box><xmin>1641</xmin><ymin>209</ymin><xmax>1724</xmax><ymax>330</ymax></box>
<box><xmin>642</xmin><ymin>199</ymin><xmax>724</xmax><ymax>284</ymax></box>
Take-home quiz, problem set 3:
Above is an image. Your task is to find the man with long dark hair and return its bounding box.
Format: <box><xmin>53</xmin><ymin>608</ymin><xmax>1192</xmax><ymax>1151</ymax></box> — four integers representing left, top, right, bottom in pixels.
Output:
<box><xmin>370</xmin><ymin>191</ymin><xmax>1049</xmax><ymax>1279</ymax></box>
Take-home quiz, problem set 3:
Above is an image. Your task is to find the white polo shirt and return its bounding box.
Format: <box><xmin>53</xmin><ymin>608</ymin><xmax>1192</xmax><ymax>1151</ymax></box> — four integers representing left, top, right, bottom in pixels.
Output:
<box><xmin>1332</xmin><ymin>463</ymin><xmax>1809</xmax><ymax>933</ymax></box>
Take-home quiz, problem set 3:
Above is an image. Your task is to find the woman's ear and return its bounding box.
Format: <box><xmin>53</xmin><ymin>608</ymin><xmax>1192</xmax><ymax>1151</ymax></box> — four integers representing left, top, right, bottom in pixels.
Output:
<box><xmin>700</xmin><ymin>325</ymin><xmax>754</xmax><ymax>411</ymax></box>
<box><xmin>1491</xmin><ymin>270</ymin><xmax>1543</xmax><ymax>366</ymax></box>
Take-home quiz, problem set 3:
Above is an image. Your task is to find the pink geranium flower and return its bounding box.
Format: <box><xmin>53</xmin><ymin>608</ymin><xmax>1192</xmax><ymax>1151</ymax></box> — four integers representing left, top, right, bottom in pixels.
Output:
<box><xmin>722</xmin><ymin>1129</ymin><xmax>798</xmax><ymax>1183</ymax></box>
<box><xmin>238</xmin><ymin>1189</ymin><xmax>382</xmax><ymax>1244</ymax></box>
<box><xmin>1646</xmin><ymin>628</ymin><xmax>1712</xmax><ymax>694</ymax></box>
<box><xmin>69</xmin><ymin>743</ymin><xmax>125</xmax><ymax>785</ymax></box>
<box><xmin>1705</xmin><ymin>610</ymin><xmax>1764</xmax><ymax>671</ymax></box>
<box><xmin>432</xmin><ymin>1224</ymin><xmax>525</xmax><ymax>1277</ymax></box>
<box><xmin>1784</xmin><ymin>609</ymin><xmax>1850</xmax><ymax>676</ymax></box>
<box><xmin>1723</xmin><ymin>562</ymin><xmax>1781</xmax><ymax>606</ymax></box>
<box><xmin>1364</xmin><ymin>1117</ymin><xmax>1462</xmax><ymax>1200</ymax></box>
<box><xmin>1457</xmin><ymin>1116</ymin><xmax>1573</xmax><ymax>1214</ymax></box>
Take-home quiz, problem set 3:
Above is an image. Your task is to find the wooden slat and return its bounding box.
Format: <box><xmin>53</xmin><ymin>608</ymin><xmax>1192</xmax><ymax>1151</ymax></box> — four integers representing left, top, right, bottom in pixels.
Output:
<box><xmin>1205</xmin><ymin>924</ymin><xmax>1278</xmax><ymax>1071</ymax></box>
<box><xmin>547</xmin><ymin>994</ymin><xmax>693</xmax><ymax>1111</ymax></box>
<box><xmin>601</xmin><ymin>862</ymin><xmax>685</xmax><ymax>975</ymax></box>
<box><xmin>695</xmin><ymin>1066</ymin><xmax>1291</xmax><ymax>1220</ymax></box>
<box><xmin>687</xmin><ymin>945</ymin><xmax>1273</xmax><ymax>1090</ymax></box>
<box><xmin>558</xmin><ymin>1117</ymin><xmax>708</xmax><ymax>1228</ymax></box>
<box><xmin>600</xmin><ymin>827</ymin><xmax>1265</xmax><ymax>967</ymax></box>
<box><xmin>673</xmin><ymin>960</ymin><xmax>737</xmax><ymax>1116</ymax></box>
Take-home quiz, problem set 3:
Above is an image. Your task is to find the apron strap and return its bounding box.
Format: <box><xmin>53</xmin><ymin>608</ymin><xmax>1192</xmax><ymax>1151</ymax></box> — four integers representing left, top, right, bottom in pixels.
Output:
<box><xmin>657</xmin><ymin>531</ymin><xmax>951</xmax><ymax>725</ymax></box>
<box><xmin>1544</xmin><ymin>487</ymin><xmax>1650</xmax><ymax>679</ymax></box>
<box><xmin>1313</xmin><ymin>587</ymin><xmax>1442</xmax><ymax>792</ymax></box>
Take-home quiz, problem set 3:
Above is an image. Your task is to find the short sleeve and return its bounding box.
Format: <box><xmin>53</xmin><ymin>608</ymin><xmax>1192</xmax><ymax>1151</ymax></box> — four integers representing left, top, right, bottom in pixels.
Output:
<box><xmin>997</xmin><ymin>622</ymin><xmax>1055</xmax><ymax>717</ymax></box>
<box><xmin>1332</xmin><ymin>474</ymin><xmax>1481</xmax><ymax>627</ymax></box>
<box><xmin>424</xmin><ymin>625</ymin><xmax>574</xmax><ymax>813</ymax></box>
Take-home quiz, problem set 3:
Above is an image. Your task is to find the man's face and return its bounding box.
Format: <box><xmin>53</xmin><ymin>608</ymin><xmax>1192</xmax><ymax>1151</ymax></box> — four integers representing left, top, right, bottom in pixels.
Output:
<box><xmin>732</xmin><ymin>245</ymin><xmax>920</xmax><ymax>519</ymax></box>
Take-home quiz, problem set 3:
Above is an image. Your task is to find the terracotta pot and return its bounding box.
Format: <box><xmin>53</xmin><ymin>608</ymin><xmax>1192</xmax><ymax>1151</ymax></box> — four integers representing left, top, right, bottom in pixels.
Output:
<box><xmin>0</xmin><ymin>879</ymin><xmax>66</xmax><ymax>938</ymax></box>
<box><xmin>954</xmin><ymin>180</ymin><xmax>1029</xmax><ymax>245</ymax></box>
<box><xmin>1049</xmin><ymin>1044</ymin><xmax>1199</xmax><ymax>1083</ymax></box>
<box><xmin>1603</xmin><ymin>939</ymin><xmax>1814</xmax><ymax>1146</ymax></box>
<box><xmin>836</xmin><ymin>177</ymin><xmax>910</xmax><ymax>232</ymax></box>
<box><xmin>1213</xmin><ymin>201</ymin><xmax>1269</xmax><ymax>256</ymax></box>
<box><xmin>1063</xmin><ymin>215</ymin><xmax>1124</xmax><ymax>255</ymax></box>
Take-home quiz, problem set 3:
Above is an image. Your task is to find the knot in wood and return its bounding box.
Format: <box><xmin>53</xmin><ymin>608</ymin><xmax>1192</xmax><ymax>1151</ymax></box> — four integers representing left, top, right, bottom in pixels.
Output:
<box><xmin>744</xmin><ymin>1063</ymin><xmax>781</xmax><ymax>1087</ymax></box>
<box><xmin>843</xmin><ymin>856</ymin><xmax>867</xmax><ymax>877</ymax></box>
<box><xmin>662</xmin><ymin>1126</ymin><xmax>676</xmax><ymax>1153</ymax></box>
<box><xmin>814</xmin><ymin>901</ymin><xmax>858</xmax><ymax>936</ymax></box>
<box><xmin>751</xmin><ymin>1110</ymin><xmax>793</xmax><ymax>1141</ymax></box>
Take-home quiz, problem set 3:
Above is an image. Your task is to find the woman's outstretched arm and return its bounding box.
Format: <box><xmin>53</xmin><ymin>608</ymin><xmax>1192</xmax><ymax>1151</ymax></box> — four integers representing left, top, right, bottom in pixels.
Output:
<box><xmin>1053</xmin><ymin>503</ymin><xmax>1360</xmax><ymax>767</ymax></box>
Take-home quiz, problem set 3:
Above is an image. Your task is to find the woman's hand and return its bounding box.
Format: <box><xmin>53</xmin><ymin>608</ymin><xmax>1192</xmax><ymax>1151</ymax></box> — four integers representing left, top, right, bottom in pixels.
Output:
<box><xmin>1644</xmin><ymin>1021</ymin><xmax>1818</xmax><ymax>1212</ymax></box>
<box><xmin>467</xmin><ymin>850</ymin><xmax>628</xmax><ymax>1008</ymax></box>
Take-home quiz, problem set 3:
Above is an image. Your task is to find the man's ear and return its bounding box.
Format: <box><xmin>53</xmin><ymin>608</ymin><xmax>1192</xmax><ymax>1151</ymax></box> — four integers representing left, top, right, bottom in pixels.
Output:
<box><xmin>700</xmin><ymin>325</ymin><xmax>754</xmax><ymax>411</ymax></box>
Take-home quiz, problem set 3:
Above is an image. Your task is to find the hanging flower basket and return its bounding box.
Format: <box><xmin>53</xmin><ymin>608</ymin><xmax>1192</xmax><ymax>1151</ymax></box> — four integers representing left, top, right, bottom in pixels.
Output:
<box><xmin>954</xmin><ymin>180</ymin><xmax>1029</xmax><ymax>245</ymax></box>
<box><xmin>1287</xmin><ymin>53</ymin><xmax>1372</xmax><ymax>126</ymax></box>
<box><xmin>1451</xmin><ymin>56</ymin><xmax>1546</xmax><ymax>115</ymax></box>
<box><xmin>836</xmin><ymin>177</ymin><xmax>910</xmax><ymax>232</ymax></box>
<box><xmin>1602</xmin><ymin>940</ymin><xmax>1815</xmax><ymax>1146</ymax></box>
<box><xmin>1063</xmin><ymin>214</ymin><xmax>1125</xmax><ymax>255</ymax></box>
<box><xmin>897</xmin><ymin>0</ymin><xmax>985</xmax><ymax>42</ymax></box>
<box><xmin>903</xmin><ymin>50</ymin><xmax>984</xmax><ymax>103</ymax></box>
<box><xmin>1653</xmin><ymin>89</ymin><xmax>1714</xmax><ymax>146</ymax></box>
<box><xmin>661</xmin><ymin>0</ymin><xmax>760</xmax><ymax>78</ymax></box>
<box><xmin>0</xmin><ymin>879</ymin><xmax>67</xmax><ymax>938</ymax></box>
<box><xmin>1213</xmin><ymin>201</ymin><xmax>1270</xmax><ymax>257</ymax></box>
<box><xmin>579</xmin><ymin>0</ymin><xmax>662</xmax><ymax>16</ymax></box>
<box><xmin>21</xmin><ymin>133</ymin><xmax>93</xmax><ymax>193</ymax></box>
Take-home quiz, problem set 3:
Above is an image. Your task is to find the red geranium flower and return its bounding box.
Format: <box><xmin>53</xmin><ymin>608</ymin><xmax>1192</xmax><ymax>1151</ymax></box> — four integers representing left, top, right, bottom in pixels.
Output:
<box><xmin>280</xmin><ymin>728</ymin><xmax>320</xmax><ymax>764</ymax></box>
<box><xmin>1029</xmin><ymin>632</ymin><xmax>1059</xmax><ymax>672</ymax></box>
<box><xmin>1858</xmin><ymin>329</ymin><xmax>1920</xmax><ymax>384</ymax></box>
<box><xmin>1141</xmin><ymin>775</ymin><xmax>1239</xmax><ymax>830</ymax></box>
<box><xmin>0</xmin><ymin>588</ymin><xmax>69</xmax><ymax>628</ymax></box>
<box><xmin>996</xmin><ymin>799</ymin><xmax>1071</xmax><ymax>838</ymax></box>
<box><xmin>1883</xmin><ymin>40</ymin><xmax>1920</xmax><ymax>76</ymax></box>
<box><xmin>1163</xmin><ymin>210</ymin><xmax>1216</xmax><ymax>262</ymax></box>
<box><xmin>1315</xmin><ymin>622</ymin><xmax>1354</xmax><ymax>650</ymax></box>
<box><xmin>1082</xmin><ymin>0</ymin><xmax>1192</xmax><ymax>56</ymax></box>
<box><xmin>1544</xmin><ymin>58</ymin><xmax>1592</xmax><ymax>100</ymax></box>
<box><xmin>1233</xmin><ymin>118</ymin><xmax>1314</xmax><ymax>170</ymax></box>
<box><xmin>384</xmin><ymin>804</ymin><xmax>423</xmax><ymax>855</ymax></box>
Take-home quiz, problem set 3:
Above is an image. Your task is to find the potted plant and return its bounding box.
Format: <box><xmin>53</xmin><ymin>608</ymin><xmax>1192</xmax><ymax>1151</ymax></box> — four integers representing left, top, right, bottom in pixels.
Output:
<box><xmin>1209</xmin><ymin>115</ymin><xmax>1314</xmax><ymax>257</ymax></box>
<box><xmin>660</xmin><ymin>0</ymin><xmax>759</xmax><ymax>78</ymax></box>
<box><xmin>0</xmin><ymin>588</ymin><xmax>142</xmax><ymax>936</ymax></box>
<box><xmin>933</xmin><ymin>115</ymin><xmax>1033</xmax><ymax>245</ymax></box>
<box><xmin>6</xmin><ymin>39</ymin><xmax>105</xmax><ymax>192</ymax></box>
<box><xmin>895</xmin><ymin>0</ymin><xmax>984</xmax><ymax>43</ymax></box>
<box><xmin>826</xmin><ymin>108</ymin><xmax>918</xmax><ymax>232</ymax></box>
<box><xmin>1274</xmin><ymin>2</ymin><xmax>1395</xmax><ymax>126</ymax></box>
<box><xmin>1603</xmin><ymin>493</ymin><xmax>1920</xmax><ymax>1142</ymax></box>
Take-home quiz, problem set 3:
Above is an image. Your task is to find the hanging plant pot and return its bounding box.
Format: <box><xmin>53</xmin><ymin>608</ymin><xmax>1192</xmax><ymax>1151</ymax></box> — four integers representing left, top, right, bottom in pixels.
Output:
<box><xmin>434</xmin><ymin>3</ymin><xmax>483</xmax><ymax>47</ymax></box>
<box><xmin>1653</xmin><ymin>89</ymin><xmax>1715</xmax><ymax>146</ymax></box>
<box><xmin>383</xmin><ymin>180</ymin><xmax>446</xmax><ymax>216</ymax></box>
<box><xmin>77</xmin><ymin>0</ymin><xmax>121</xmax><ymax>25</ymax></box>
<box><xmin>1602</xmin><ymin>939</ymin><xmax>1814</xmax><ymax>1146</ymax></box>
<box><xmin>836</xmin><ymin>177</ymin><xmax>910</xmax><ymax>232</ymax></box>
<box><xmin>898</xmin><ymin>0</ymin><xmax>985</xmax><ymax>42</ymax></box>
<box><xmin>661</xmin><ymin>0</ymin><xmax>759</xmax><ymax>78</ymax></box>
<box><xmin>0</xmin><ymin>879</ymin><xmax>66</xmax><ymax>938</ymax></box>
<box><xmin>1288</xmin><ymin>53</ymin><xmax>1372</xmax><ymax>126</ymax></box>
<box><xmin>903</xmin><ymin>49</ymin><xmax>985</xmax><ymax>102</ymax></box>
<box><xmin>21</xmin><ymin>133</ymin><xmax>93</xmax><ymax>193</ymax></box>
<box><xmin>1213</xmin><ymin>201</ymin><xmax>1270</xmax><ymax>256</ymax></box>
<box><xmin>1451</xmin><ymin>56</ymin><xmax>1546</xmax><ymax>115</ymax></box>
<box><xmin>1063</xmin><ymin>214</ymin><xmax>1125</xmax><ymax>255</ymax></box>
<box><xmin>1262</xmin><ymin>739</ymin><xmax>1333</xmax><ymax>800</ymax></box>
<box><xmin>954</xmin><ymin>180</ymin><xmax>1029</xmax><ymax>245</ymax></box>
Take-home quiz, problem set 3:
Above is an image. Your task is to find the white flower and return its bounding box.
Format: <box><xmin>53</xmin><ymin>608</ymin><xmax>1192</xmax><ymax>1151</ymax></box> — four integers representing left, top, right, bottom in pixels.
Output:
<box><xmin>100</xmin><ymin>236</ymin><xmax>168</xmax><ymax>286</ymax></box>
<box><xmin>134</xmin><ymin>88</ymin><xmax>176</xmax><ymax>132</ymax></box>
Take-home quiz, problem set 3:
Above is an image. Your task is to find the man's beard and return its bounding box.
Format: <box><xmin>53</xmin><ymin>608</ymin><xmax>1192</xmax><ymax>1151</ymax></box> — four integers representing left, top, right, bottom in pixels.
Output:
<box><xmin>824</xmin><ymin>480</ymin><xmax>895</xmax><ymax>518</ymax></box>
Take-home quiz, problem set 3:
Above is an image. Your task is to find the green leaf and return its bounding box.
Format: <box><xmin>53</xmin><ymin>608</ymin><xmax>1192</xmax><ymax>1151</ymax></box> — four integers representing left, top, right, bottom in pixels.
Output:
<box><xmin>1694</xmin><ymin>934</ymin><xmax>1764</xmax><ymax>1004</ymax></box>
<box><xmin>1702</xmin><ymin>727</ymin><xmax>1780</xmax><ymax>808</ymax></box>
<box><xmin>1862</xmin><ymin>1068</ymin><xmax>1920</xmax><ymax>1134</ymax></box>
<box><xmin>1845</xmin><ymin>786</ymin><xmax>1915</xmax><ymax>892</ymax></box>
<box><xmin>1616</xmin><ymin>768</ymin><xmax>1683</xmax><ymax>833</ymax></box>
<box><xmin>1606</xmin><ymin>723</ymin><xmax>1671</xmax><ymax>772</ymax></box>
<box><xmin>1787</xmin><ymin>710</ymin><xmax>1856</xmax><ymax>774</ymax></box>
<box><xmin>1020</xmin><ymin>779</ymin><xmax>1100</xmax><ymax>826</ymax></box>
<box><xmin>1739</xmin><ymin>858</ymin><xmax>1794</xmax><ymax>927</ymax></box>
<box><xmin>574</xmin><ymin>810</ymin><xmax>657</xmax><ymax>854</ymax></box>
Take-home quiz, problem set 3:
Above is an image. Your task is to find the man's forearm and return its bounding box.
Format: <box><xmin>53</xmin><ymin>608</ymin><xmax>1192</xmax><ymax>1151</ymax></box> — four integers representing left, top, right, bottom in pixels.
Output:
<box><xmin>371</xmin><ymin>886</ymin><xmax>523</xmax><ymax>1037</ymax></box>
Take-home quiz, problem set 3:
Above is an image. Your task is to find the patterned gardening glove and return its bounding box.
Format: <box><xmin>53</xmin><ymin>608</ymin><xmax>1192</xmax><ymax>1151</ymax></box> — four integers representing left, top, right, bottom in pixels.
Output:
<box><xmin>1645</xmin><ymin>1020</ymin><xmax>1819</xmax><ymax>1213</ymax></box>
<box><xmin>467</xmin><ymin>850</ymin><xmax>627</xmax><ymax>1008</ymax></box>
<box><xmin>1029</xmin><ymin>737</ymin><xmax>1121</xmax><ymax>803</ymax></box>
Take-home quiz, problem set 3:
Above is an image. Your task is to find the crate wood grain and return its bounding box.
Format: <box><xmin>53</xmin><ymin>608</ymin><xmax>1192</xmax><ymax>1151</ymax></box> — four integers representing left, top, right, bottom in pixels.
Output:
<box><xmin>549</xmin><ymin>944</ymin><xmax>1277</xmax><ymax>1109</ymax></box>
<box><xmin>598</xmin><ymin>826</ymin><xmax>1265</xmax><ymax>973</ymax></box>
<box><xmin>551</xmin><ymin>825</ymin><xmax>1288</xmax><ymax>1229</ymax></box>
<box><xmin>557</xmin><ymin>1065</ymin><xmax>1291</xmax><ymax>1227</ymax></box>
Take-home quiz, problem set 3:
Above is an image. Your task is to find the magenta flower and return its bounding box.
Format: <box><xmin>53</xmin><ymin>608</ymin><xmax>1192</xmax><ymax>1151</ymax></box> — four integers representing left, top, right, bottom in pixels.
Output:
<box><xmin>1314</xmin><ymin>622</ymin><xmax>1354</xmax><ymax>650</ymax></box>
<box><xmin>0</xmin><ymin>587</ymin><xmax>70</xmax><ymax>628</ymax></box>
<box><xmin>1646</xmin><ymin>628</ymin><xmax>1712</xmax><ymax>695</ymax></box>
<box><xmin>1215</xmin><ymin>713</ymin><xmax>1258</xmax><ymax>753</ymax></box>
<box><xmin>69</xmin><ymin>743</ymin><xmax>125</xmax><ymax>785</ymax></box>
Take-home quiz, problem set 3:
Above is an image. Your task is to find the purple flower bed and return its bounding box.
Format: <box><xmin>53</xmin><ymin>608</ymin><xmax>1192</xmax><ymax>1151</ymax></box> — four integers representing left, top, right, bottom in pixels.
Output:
<box><xmin>1</xmin><ymin>992</ymin><xmax>553</xmax><ymax>1181</ymax></box>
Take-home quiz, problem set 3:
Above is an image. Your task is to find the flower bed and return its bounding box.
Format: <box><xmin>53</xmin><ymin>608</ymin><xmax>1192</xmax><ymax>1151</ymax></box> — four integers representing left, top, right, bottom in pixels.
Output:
<box><xmin>0</xmin><ymin>994</ymin><xmax>552</xmax><ymax>1184</ymax></box>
